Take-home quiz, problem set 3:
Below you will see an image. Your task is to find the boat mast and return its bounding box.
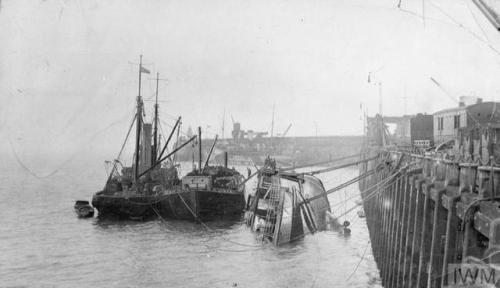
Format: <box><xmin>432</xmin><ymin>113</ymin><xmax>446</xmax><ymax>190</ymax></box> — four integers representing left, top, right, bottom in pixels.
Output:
<box><xmin>221</xmin><ymin>108</ymin><xmax>225</xmax><ymax>139</ymax></box>
<box><xmin>198</xmin><ymin>126</ymin><xmax>202</xmax><ymax>173</ymax></box>
<box><xmin>271</xmin><ymin>103</ymin><xmax>275</xmax><ymax>138</ymax></box>
<box><xmin>152</xmin><ymin>72</ymin><xmax>159</xmax><ymax>166</ymax></box>
<box><xmin>270</xmin><ymin>103</ymin><xmax>275</xmax><ymax>153</ymax></box>
<box><xmin>134</xmin><ymin>55</ymin><xmax>144</xmax><ymax>182</ymax></box>
<box><xmin>204</xmin><ymin>135</ymin><xmax>218</xmax><ymax>169</ymax></box>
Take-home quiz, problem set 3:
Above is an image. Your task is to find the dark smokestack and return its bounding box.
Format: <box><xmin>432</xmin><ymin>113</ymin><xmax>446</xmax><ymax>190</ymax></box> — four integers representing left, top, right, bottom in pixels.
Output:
<box><xmin>224</xmin><ymin>151</ymin><xmax>228</xmax><ymax>168</ymax></box>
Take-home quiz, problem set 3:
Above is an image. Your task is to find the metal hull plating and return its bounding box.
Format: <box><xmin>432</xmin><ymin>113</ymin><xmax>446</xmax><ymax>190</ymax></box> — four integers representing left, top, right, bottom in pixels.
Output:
<box><xmin>92</xmin><ymin>188</ymin><xmax>245</xmax><ymax>221</ymax></box>
<box><xmin>91</xmin><ymin>192</ymin><xmax>165</xmax><ymax>220</ymax></box>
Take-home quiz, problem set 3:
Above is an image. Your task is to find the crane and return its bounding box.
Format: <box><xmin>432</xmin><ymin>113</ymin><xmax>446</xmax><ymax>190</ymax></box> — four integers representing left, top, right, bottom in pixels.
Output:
<box><xmin>430</xmin><ymin>77</ymin><xmax>458</xmax><ymax>104</ymax></box>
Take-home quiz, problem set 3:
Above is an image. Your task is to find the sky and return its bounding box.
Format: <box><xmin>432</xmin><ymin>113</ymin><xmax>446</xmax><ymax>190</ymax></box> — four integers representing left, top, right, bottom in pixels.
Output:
<box><xmin>2</xmin><ymin>0</ymin><xmax>500</xmax><ymax>158</ymax></box>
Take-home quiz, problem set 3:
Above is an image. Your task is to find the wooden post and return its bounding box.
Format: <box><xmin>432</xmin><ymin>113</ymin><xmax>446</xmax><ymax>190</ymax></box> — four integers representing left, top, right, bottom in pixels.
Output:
<box><xmin>409</xmin><ymin>178</ymin><xmax>425</xmax><ymax>287</ymax></box>
<box><xmin>426</xmin><ymin>186</ymin><xmax>446</xmax><ymax>288</ymax></box>
<box><xmin>416</xmin><ymin>180</ymin><xmax>432</xmax><ymax>287</ymax></box>
<box><xmin>388</xmin><ymin>175</ymin><xmax>403</xmax><ymax>287</ymax></box>
<box><xmin>383</xmin><ymin>178</ymin><xmax>398</xmax><ymax>285</ymax></box>
<box><xmin>402</xmin><ymin>174</ymin><xmax>418</xmax><ymax>287</ymax></box>
<box><xmin>440</xmin><ymin>192</ymin><xmax>460</xmax><ymax>287</ymax></box>
<box><xmin>396</xmin><ymin>172</ymin><xmax>410</xmax><ymax>288</ymax></box>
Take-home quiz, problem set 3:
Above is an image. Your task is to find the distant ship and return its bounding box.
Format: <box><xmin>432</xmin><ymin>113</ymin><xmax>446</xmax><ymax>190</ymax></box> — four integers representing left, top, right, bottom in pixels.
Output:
<box><xmin>213</xmin><ymin>121</ymin><xmax>295</xmax><ymax>167</ymax></box>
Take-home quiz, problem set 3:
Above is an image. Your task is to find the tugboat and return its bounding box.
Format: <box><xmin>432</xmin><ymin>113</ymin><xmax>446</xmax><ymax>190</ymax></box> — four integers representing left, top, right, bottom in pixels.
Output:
<box><xmin>157</xmin><ymin>129</ymin><xmax>246</xmax><ymax>220</ymax></box>
<box><xmin>245</xmin><ymin>157</ymin><xmax>331</xmax><ymax>245</ymax></box>
<box><xmin>91</xmin><ymin>56</ymin><xmax>196</xmax><ymax>220</ymax></box>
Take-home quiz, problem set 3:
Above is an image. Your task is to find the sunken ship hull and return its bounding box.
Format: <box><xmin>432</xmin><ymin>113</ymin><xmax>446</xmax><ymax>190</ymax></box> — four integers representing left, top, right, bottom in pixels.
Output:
<box><xmin>359</xmin><ymin>103</ymin><xmax>500</xmax><ymax>288</ymax></box>
<box><xmin>245</xmin><ymin>160</ymin><xmax>331</xmax><ymax>246</ymax></box>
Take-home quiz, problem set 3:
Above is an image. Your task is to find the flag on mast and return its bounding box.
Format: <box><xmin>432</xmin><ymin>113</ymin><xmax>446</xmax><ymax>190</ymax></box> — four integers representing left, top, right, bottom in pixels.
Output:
<box><xmin>140</xmin><ymin>65</ymin><xmax>150</xmax><ymax>74</ymax></box>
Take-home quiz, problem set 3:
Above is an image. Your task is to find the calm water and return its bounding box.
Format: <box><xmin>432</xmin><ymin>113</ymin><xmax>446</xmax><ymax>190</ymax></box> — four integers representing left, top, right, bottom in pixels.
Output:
<box><xmin>0</xmin><ymin>154</ymin><xmax>381</xmax><ymax>288</ymax></box>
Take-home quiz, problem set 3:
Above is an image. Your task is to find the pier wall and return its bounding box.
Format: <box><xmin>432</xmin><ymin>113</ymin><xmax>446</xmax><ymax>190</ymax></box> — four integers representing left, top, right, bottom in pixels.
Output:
<box><xmin>361</xmin><ymin>149</ymin><xmax>500</xmax><ymax>287</ymax></box>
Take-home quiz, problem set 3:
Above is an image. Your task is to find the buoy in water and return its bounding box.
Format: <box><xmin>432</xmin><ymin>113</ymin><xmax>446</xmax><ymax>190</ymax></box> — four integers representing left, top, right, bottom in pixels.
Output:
<box><xmin>342</xmin><ymin>220</ymin><xmax>351</xmax><ymax>235</ymax></box>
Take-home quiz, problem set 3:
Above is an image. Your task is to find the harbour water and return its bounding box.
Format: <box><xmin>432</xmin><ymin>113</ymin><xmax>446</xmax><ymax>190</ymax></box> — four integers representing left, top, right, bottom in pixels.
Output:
<box><xmin>0</xmin><ymin>153</ymin><xmax>381</xmax><ymax>287</ymax></box>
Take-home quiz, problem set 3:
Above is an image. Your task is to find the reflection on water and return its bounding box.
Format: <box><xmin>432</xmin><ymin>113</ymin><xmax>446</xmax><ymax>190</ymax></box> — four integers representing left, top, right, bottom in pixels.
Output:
<box><xmin>1</xmin><ymin>155</ymin><xmax>381</xmax><ymax>287</ymax></box>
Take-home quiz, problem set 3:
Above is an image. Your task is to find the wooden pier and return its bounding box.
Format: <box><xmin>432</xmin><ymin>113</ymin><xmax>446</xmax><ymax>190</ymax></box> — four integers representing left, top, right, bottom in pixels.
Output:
<box><xmin>360</xmin><ymin>150</ymin><xmax>500</xmax><ymax>287</ymax></box>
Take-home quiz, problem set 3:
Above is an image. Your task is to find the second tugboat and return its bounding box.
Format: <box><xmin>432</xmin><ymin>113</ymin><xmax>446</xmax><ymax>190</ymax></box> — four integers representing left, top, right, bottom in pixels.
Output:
<box><xmin>157</xmin><ymin>129</ymin><xmax>246</xmax><ymax>220</ymax></box>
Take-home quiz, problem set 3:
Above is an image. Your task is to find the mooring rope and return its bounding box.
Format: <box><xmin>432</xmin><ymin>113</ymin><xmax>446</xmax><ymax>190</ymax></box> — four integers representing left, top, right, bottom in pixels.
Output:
<box><xmin>282</xmin><ymin>153</ymin><xmax>365</xmax><ymax>172</ymax></box>
<box><xmin>151</xmin><ymin>202</ymin><xmax>258</xmax><ymax>257</ymax></box>
<box><xmin>345</xmin><ymin>240</ymin><xmax>371</xmax><ymax>282</ymax></box>
<box><xmin>150</xmin><ymin>189</ymin><xmax>262</xmax><ymax>248</ymax></box>
<box><xmin>105</xmin><ymin>114</ymin><xmax>137</xmax><ymax>185</ymax></box>
<box><xmin>115</xmin><ymin>114</ymin><xmax>137</xmax><ymax>163</ymax></box>
<box><xmin>305</xmin><ymin>156</ymin><xmax>378</xmax><ymax>176</ymax></box>
<box><xmin>306</xmin><ymin>168</ymin><xmax>377</xmax><ymax>203</ymax></box>
<box><xmin>332</xmin><ymin>171</ymin><xmax>402</xmax><ymax>220</ymax></box>
<box><xmin>326</xmin><ymin>169</ymin><xmax>376</xmax><ymax>194</ymax></box>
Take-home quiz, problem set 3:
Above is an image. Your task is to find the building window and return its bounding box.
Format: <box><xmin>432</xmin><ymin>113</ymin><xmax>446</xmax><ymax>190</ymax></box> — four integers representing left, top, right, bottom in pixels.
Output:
<box><xmin>454</xmin><ymin>115</ymin><xmax>460</xmax><ymax>129</ymax></box>
<box><xmin>437</xmin><ymin>117</ymin><xmax>444</xmax><ymax>130</ymax></box>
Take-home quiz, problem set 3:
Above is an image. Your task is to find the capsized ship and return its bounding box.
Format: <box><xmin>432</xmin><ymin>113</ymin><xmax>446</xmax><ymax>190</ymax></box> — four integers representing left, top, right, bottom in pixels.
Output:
<box><xmin>245</xmin><ymin>157</ymin><xmax>331</xmax><ymax>245</ymax></box>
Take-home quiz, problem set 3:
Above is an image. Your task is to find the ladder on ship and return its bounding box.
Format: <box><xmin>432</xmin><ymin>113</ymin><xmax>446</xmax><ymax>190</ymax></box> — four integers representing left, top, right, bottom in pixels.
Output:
<box><xmin>259</xmin><ymin>173</ymin><xmax>272</xmax><ymax>192</ymax></box>
<box><xmin>261</xmin><ymin>176</ymin><xmax>282</xmax><ymax>243</ymax></box>
<box><xmin>247</xmin><ymin>172</ymin><xmax>273</xmax><ymax>227</ymax></box>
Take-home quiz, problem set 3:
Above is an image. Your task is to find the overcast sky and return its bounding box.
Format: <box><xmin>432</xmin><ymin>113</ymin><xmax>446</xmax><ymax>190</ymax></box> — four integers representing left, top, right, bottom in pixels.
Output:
<box><xmin>2</xmin><ymin>0</ymin><xmax>500</xmax><ymax>157</ymax></box>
